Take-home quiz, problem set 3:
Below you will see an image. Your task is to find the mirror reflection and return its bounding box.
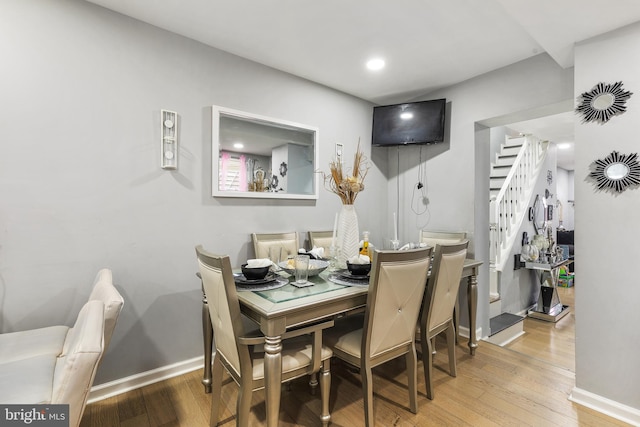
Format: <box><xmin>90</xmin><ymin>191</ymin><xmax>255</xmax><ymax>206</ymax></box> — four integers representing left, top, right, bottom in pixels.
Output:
<box><xmin>592</xmin><ymin>93</ymin><xmax>615</xmax><ymax>110</ymax></box>
<box><xmin>605</xmin><ymin>162</ymin><xmax>629</xmax><ymax>180</ymax></box>
<box><xmin>212</xmin><ymin>106</ymin><xmax>319</xmax><ymax>199</ymax></box>
<box><xmin>532</xmin><ymin>194</ymin><xmax>547</xmax><ymax>234</ymax></box>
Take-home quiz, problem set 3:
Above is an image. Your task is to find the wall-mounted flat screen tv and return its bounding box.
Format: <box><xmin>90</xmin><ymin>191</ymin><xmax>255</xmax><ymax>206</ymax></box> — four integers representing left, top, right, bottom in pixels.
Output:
<box><xmin>372</xmin><ymin>98</ymin><xmax>446</xmax><ymax>146</ymax></box>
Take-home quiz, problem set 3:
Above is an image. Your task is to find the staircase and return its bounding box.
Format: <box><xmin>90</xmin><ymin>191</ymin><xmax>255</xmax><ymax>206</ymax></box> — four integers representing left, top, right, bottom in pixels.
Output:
<box><xmin>487</xmin><ymin>135</ymin><xmax>549</xmax><ymax>343</ymax></box>
<box><xmin>489</xmin><ymin>135</ymin><xmax>549</xmax><ymax>273</ymax></box>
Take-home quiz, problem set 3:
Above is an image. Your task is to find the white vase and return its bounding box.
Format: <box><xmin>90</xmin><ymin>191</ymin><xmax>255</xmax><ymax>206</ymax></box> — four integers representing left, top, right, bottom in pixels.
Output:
<box><xmin>336</xmin><ymin>204</ymin><xmax>359</xmax><ymax>267</ymax></box>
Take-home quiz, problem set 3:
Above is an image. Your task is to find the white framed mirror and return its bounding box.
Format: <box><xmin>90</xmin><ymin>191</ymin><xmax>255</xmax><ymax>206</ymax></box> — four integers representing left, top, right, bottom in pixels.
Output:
<box><xmin>212</xmin><ymin>105</ymin><xmax>319</xmax><ymax>200</ymax></box>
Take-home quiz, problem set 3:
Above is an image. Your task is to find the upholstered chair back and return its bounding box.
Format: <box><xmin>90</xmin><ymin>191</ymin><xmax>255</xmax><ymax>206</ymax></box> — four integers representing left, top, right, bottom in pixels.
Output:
<box><xmin>88</xmin><ymin>269</ymin><xmax>124</xmax><ymax>353</ymax></box>
<box><xmin>196</xmin><ymin>246</ymin><xmax>245</xmax><ymax>379</ymax></box>
<box><xmin>308</xmin><ymin>230</ymin><xmax>333</xmax><ymax>254</ymax></box>
<box><xmin>252</xmin><ymin>232</ymin><xmax>299</xmax><ymax>259</ymax></box>
<box><xmin>52</xmin><ymin>300</ymin><xmax>105</xmax><ymax>427</ymax></box>
<box><xmin>424</xmin><ymin>241</ymin><xmax>468</xmax><ymax>333</ymax></box>
<box><xmin>419</xmin><ymin>230</ymin><xmax>467</xmax><ymax>248</ymax></box>
<box><xmin>364</xmin><ymin>248</ymin><xmax>431</xmax><ymax>359</ymax></box>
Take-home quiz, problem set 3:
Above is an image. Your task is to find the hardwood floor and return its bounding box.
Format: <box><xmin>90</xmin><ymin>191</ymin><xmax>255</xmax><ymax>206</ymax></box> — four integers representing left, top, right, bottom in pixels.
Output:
<box><xmin>504</xmin><ymin>286</ymin><xmax>576</xmax><ymax>372</ymax></box>
<box><xmin>81</xmin><ymin>287</ymin><xmax>630</xmax><ymax>427</ymax></box>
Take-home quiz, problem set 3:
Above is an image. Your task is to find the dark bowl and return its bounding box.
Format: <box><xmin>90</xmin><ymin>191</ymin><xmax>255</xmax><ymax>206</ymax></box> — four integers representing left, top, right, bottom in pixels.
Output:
<box><xmin>241</xmin><ymin>264</ymin><xmax>270</xmax><ymax>280</ymax></box>
<box><xmin>346</xmin><ymin>262</ymin><xmax>371</xmax><ymax>276</ymax></box>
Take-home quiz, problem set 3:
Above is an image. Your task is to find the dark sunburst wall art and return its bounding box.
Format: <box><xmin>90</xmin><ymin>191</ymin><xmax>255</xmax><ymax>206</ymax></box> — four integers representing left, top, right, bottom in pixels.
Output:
<box><xmin>589</xmin><ymin>151</ymin><xmax>640</xmax><ymax>193</ymax></box>
<box><xmin>576</xmin><ymin>81</ymin><xmax>633</xmax><ymax>124</ymax></box>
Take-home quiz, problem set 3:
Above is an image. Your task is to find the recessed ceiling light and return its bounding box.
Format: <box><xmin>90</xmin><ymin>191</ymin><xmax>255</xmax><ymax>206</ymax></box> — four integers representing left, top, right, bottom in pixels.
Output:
<box><xmin>366</xmin><ymin>58</ymin><xmax>385</xmax><ymax>71</ymax></box>
<box><xmin>557</xmin><ymin>143</ymin><xmax>572</xmax><ymax>150</ymax></box>
<box><xmin>233</xmin><ymin>142</ymin><xmax>244</xmax><ymax>149</ymax></box>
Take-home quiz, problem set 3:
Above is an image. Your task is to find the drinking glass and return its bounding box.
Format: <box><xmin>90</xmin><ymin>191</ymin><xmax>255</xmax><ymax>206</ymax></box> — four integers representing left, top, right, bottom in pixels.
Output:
<box><xmin>295</xmin><ymin>255</ymin><xmax>310</xmax><ymax>284</ymax></box>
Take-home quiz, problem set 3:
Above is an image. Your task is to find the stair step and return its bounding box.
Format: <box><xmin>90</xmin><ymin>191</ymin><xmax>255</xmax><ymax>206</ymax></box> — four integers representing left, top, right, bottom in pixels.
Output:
<box><xmin>490</xmin><ymin>313</ymin><xmax>524</xmax><ymax>336</ymax></box>
<box><xmin>503</xmin><ymin>142</ymin><xmax>524</xmax><ymax>148</ymax></box>
<box><xmin>501</xmin><ymin>146</ymin><xmax>522</xmax><ymax>156</ymax></box>
<box><xmin>495</xmin><ymin>157</ymin><xmax>515</xmax><ymax>166</ymax></box>
<box><xmin>485</xmin><ymin>313</ymin><xmax>525</xmax><ymax>346</ymax></box>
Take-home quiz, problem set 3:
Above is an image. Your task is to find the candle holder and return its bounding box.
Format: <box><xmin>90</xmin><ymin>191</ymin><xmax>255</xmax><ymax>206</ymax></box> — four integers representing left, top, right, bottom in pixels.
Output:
<box><xmin>328</xmin><ymin>245</ymin><xmax>340</xmax><ymax>271</ymax></box>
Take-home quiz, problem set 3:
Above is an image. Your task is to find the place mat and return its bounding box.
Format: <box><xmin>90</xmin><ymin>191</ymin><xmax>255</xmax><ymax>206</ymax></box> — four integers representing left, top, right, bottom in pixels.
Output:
<box><xmin>327</xmin><ymin>273</ymin><xmax>370</xmax><ymax>287</ymax></box>
<box><xmin>235</xmin><ymin>276</ymin><xmax>289</xmax><ymax>292</ymax></box>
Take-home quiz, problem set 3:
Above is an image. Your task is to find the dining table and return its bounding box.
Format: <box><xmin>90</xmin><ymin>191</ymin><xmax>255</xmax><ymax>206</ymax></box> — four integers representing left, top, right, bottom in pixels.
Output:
<box><xmin>199</xmin><ymin>257</ymin><xmax>482</xmax><ymax>427</ymax></box>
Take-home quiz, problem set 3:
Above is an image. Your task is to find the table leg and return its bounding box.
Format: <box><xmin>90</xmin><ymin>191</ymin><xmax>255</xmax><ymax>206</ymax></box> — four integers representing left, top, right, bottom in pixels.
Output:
<box><xmin>264</xmin><ymin>335</ymin><xmax>283</xmax><ymax>427</ymax></box>
<box><xmin>201</xmin><ymin>280</ymin><xmax>213</xmax><ymax>393</ymax></box>
<box><xmin>467</xmin><ymin>273</ymin><xmax>478</xmax><ymax>356</ymax></box>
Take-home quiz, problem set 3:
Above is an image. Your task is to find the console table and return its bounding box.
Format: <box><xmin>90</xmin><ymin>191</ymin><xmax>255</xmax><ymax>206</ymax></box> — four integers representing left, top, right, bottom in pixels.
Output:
<box><xmin>525</xmin><ymin>258</ymin><xmax>573</xmax><ymax>322</ymax></box>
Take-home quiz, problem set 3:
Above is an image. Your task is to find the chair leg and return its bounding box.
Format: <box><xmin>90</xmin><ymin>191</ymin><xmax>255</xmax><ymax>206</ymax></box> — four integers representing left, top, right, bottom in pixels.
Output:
<box><xmin>237</xmin><ymin>376</ymin><xmax>253</xmax><ymax>427</ymax></box>
<box><xmin>319</xmin><ymin>360</ymin><xmax>331</xmax><ymax>427</ymax></box>
<box><xmin>454</xmin><ymin>299</ymin><xmax>460</xmax><ymax>344</ymax></box>
<box><xmin>210</xmin><ymin>354</ymin><xmax>223</xmax><ymax>427</ymax></box>
<box><xmin>423</xmin><ymin>334</ymin><xmax>435</xmax><ymax>400</ymax></box>
<box><xmin>405</xmin><ymin>347</ymin><xmax>418</xmax><ymax>413</ymax></box>
<box><xmin>308</xmin><ymin>372</ymin><xmax>318</xmax><ymax>395</ymax></box>
<box><xmin>361</xmin><ymin>363</ymin><xmax>374</xmax><ymax>427</ymax></box>
<box><xmin>446</xmin><ymin>323</ymin><xmax>457</xmax><ymax>377</ymax></box>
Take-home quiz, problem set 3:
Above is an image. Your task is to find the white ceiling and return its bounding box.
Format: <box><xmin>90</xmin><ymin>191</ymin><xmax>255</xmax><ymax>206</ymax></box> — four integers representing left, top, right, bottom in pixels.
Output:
<box><xmin>85</xmin><ymin>0</ymin><xmax>640</xmax><ymax>170</ymax></box>
<box><xmin>509</xmin><ymin>112</ymin><xmax>576</xmax><ymax>171</ymax></box>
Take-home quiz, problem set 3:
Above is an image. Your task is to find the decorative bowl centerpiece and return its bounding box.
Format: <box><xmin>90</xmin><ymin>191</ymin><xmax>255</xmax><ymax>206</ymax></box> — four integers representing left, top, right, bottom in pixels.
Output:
<box><xmin>278</xmin><ymin>259</ymin><xmax>329</xmax><ymax>277</ymax></box>
<box><xmin>241</xmin><ymin>263</ymin><xmax>270</xmax><ymax>280</ymax></box>
<box><xmin>346</xmin><ymin>261</ymin><xmax>371</xmax><ymax>276</ymax></box>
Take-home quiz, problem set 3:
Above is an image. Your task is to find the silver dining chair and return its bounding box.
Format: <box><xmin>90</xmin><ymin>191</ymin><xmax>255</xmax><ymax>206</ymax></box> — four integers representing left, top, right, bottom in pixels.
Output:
<box><xmin>251</xmin><ymin>231</ymin><xmax>299</xmax><ymax>262</ymax></box>
<box><xmin>419</xmin><ymin>240</ymin><xmax>469</xmax><ymax>400</ymax></box>
<box><xmin>195</xmin><ymin>245</ymin><xmax>333</xmax><ymax>426</ymax></box>
<box><xmin>418</xmin><ymin>230</ymin><xmax>467</xmax><ymax>342</ymax></box>
<box><xmin>308</xmin><ymin>230</ymin><xmax>333</xmax><ymax>253</ymax></box>
<box><xmin>324</xmin><ymin>247</ymin><xmax>432</xmax><ymax>426</ymax></box>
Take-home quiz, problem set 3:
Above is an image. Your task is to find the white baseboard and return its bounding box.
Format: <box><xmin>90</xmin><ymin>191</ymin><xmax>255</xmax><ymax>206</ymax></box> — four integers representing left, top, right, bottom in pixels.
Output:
<box><xmin>569</xmin><ymin>387</ymin><xmax>640</xmax><ymax>426</ymax></box>
<box><xmin>457</xmin><ymin>325</ymin><xmax>482</xmax><ymax>342</ymax></box>
<box><xmin>87</xmin><ymin>356</ymin><xmax>205</xmax><ymax>403</ymax></box>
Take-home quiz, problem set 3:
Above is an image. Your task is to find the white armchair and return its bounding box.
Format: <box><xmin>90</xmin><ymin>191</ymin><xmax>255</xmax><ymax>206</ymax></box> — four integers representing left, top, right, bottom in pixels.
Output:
<box><xmin>0</xmin><ymin>268</ymin><xmax>124</xmax><ymax>427</ymax></box>
<box><xmin>0</xmin><ymin>300</ymin><xmax>105</xmax><ymax>427</ymax></box>
<box><xmin>0</xmin><ymin>268</ymin><xmax>123</xmax><ymax>364</ymax></box>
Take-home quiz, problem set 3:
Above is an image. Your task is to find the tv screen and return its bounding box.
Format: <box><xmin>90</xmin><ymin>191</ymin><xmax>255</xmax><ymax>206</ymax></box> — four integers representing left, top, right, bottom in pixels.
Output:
<box><xmin>372</xmin><ymin>99</ymin><xmax>446</xmax><ymax>146</ymax></box>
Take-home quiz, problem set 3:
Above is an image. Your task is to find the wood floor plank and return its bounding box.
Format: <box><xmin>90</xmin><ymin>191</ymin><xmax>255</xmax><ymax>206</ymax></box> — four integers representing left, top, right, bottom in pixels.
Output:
<box><xmin>81</xmin><ymin>396</ymin><xmax>120</xmax><ymax>427</ymax></box>
<box><xmin>140</xmin><ymin>378</ymin><xmax>179</xmax><ymax>426</ymax></box>
<box><xmin>163</xmin><ymin>375</ymin><xmax>209</xmax><ymax>427</ymax></box>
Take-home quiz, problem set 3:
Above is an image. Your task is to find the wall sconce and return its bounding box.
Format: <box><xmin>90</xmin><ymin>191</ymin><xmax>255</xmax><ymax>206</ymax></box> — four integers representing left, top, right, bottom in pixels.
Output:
<box><xmin>161</xmin><ymin>109</ymin><xmax>178</xmax><ymax>170</ymax></box>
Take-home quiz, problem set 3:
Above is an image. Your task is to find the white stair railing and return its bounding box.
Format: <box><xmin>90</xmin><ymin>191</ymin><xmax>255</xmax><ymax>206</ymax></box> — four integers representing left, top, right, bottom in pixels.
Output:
<box><xmin>490</xmin><ymin>136</ymin><xmax>548</xmax><ymax>271</ymax></box>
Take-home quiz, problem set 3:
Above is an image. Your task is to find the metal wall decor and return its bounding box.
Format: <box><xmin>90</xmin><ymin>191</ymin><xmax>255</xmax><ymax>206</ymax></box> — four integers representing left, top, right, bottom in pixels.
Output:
<box><xmin>161</xmin><ymin>109</ymin><xmax>178</xmax><ymax>169</ymax></box>
<box><xmin>576</xmin><ymin>82</ymin><xmax>632</xmax><ymax>124</ymax></box>
<box><xmin>589</xmin><ymin>151</ymin><xmax>640</xmax><ymax>193</ymax></box>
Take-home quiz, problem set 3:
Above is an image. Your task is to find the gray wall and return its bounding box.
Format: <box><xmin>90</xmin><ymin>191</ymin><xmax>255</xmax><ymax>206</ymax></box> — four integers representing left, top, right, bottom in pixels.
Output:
<box><xmin>0</xmin><ymin>0</ymin><xmax>386</xmax><ymax>384</ymax></box>
<box><xmin>556</xmin><ymin>168</ymin><xmax>575</xmax><ymax>230</ymax></box>
<box><xmin>391</xmin><ymin>53</ymin><xmax>574</xmax><ymax>337</ymax></box>
<box><xmin>574</xmin><ymin>22</ymin><xmax>640</xmax><ymax>411</ymax></box>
